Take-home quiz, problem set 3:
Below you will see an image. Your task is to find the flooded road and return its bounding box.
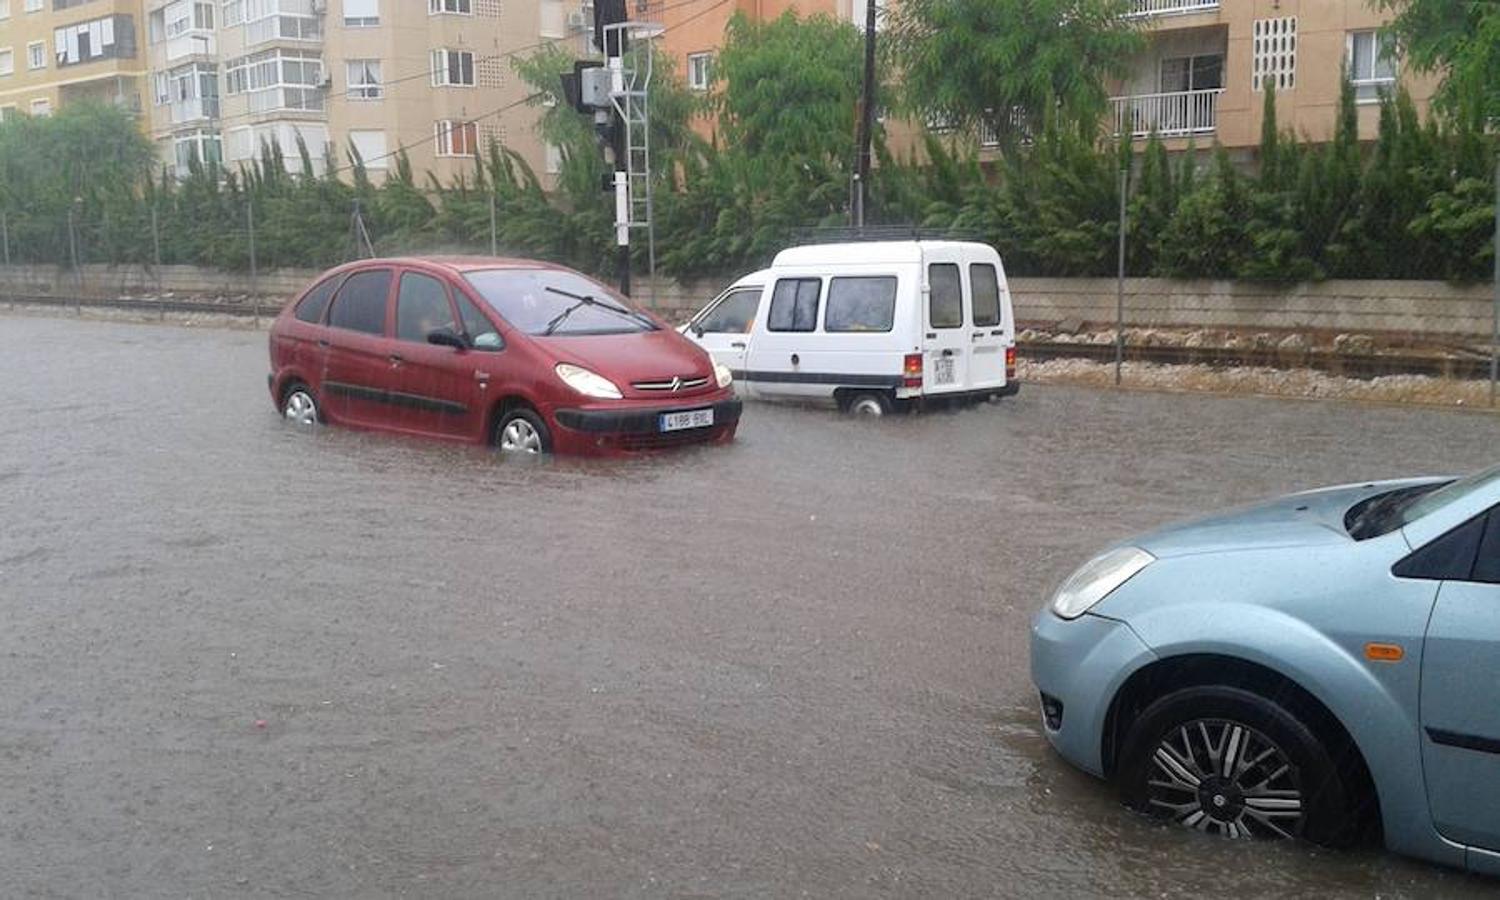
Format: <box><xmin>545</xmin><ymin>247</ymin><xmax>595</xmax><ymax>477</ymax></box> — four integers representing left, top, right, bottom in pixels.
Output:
<box><xmin>2</xmin><ymin>313</ymin><xmax>1498</xmax><ymax>897</ymax></box>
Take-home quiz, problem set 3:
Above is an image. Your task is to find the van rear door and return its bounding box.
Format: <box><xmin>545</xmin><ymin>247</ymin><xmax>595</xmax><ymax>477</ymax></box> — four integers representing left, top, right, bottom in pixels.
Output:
<box><xmin>922</xmin><ymin>250</ymin><xmax>969</xmax><ymax>396</ymax></box>
<box><xmin>966</xmin><ymin>258</ymin><xmax>1010</xmax><ymax>392</ymax></box>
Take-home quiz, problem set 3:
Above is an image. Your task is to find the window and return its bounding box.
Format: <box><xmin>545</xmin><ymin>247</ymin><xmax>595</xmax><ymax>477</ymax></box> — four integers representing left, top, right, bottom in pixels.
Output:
<box><xmin>294</xmin><ymin>275</ymin><xmax>342</xmax><ymax>324</ymax></box>
<box><xmin>153</xmin><ymin>72</ymin><xmax>170</xmax><ymax>105</ymax></box>
<box><xmin>196</xmin><ymin>2</ymin><xmax>214</xmax><ymax>29</ymax></box>
<box><xmin>544</xmin><ymin>143</ymin><xmax>562</xmax><ymax>174</ymax></box>
<box><xmin>30</xmin><ymin>98</ymin><xmax>50</xmax><ymax>117</ymax></box>
<box><xmin>1475</xmin><ymin>511</ymin><xmax>1500</xmax><ymax>584</ymax></box>
<box><xmin>0</xmin><ymin>1</ymin><xmax>10</xmax><ymax>20</ymax></box>
<box><xmin>1348</xmin><ymin>30</ymin><xmax>1397</xmax><ymax>102</ymax></box>
<box><xmin>825</xmin><ymin>277</ymin><xmax>896</xmax><ymax>333</ymax></box>
<box><xmin>455</xmin><ymin>294</ymin><xmax>502</xmax><ymax>350</ymax></box>
<box><xmin>173</xmin><ymin>131</ymin><xmax>221</xmax><ymax>173</ymax></box>
<box><xmin>687</xmin><ymin>52</ymin><xmax>712</xmax><ymax>91</ymax></box>
<box><xmin>223</xmin><ymin>0</ymin><xmax>243</xmax><ymax>26</ymax></box>
<box><xmin>344</xmin><ymin>0</ymin><xmax>378</xmax><ymax>26</ymax></box>
<box><xmin>346</xmin><ymin>59</ymin><xmax>382</xmax><ymax>99</ymax></box>
<box><xmin>224</xmin><ymin>49</ymin><xmax>323</xmax><ymax>112</ymax></box>
<box><xmin>697</xmin><ymin>289</ymin><xmax>761</xmax><ymax>334</ymax></box>
<box><xmin>54</xmin><ymin>16</ymin><xmax>136</xmax><ymax>68</ymax></box>
<box><xmin>464</xmin><ymin>268</ymin><xmax>653</xmax><ymax>336</ymax></box>
<box><xmin>348</xmin><ymin>130</ymin><xmax>387</xmax><ymax>169</ymax></box>
<box><xmin>434</xmin><ymin>119</ymin><xmax>478</xmax><ymax>157</ymax></box>
<box><xmin>430</xmin><ymin>49</ymin><xmax>474</xmax><ymax>87</ymax></box>
<box><xmin>397</xmin><ymin>273</ymin><xmax>457</xmax><ymax>343</ymax></box>
<box><xmin>1160</xmin><ymin>54</ymin><xmax>1223</xmax><ymax>93</ymax></box>
<box><xmin>928</xmin><ymin>264</ymin><xmax>963</xmax><ymax>329</ymax></box>
<box><xmin>328</xmin><ymin>270</ymin><xmax>392</xmax><ymax>335</ymax></box>
<box><xmin>0</xmin><ymin>49</ymin><xmax>12</xmax><ymax>77</ymax></box>
<box><xmin>27</xmin><ymin>41</ymin><xmax>45</xmax><ymax>70</ymax></box>
<box><xmin>429</xmin><ymin>0</ymin><xmax>471</xmax><ymax>12</ymax></box>
<box><xmin>1252</xmin><ymin>16</ymin><xmax>1296</xmax><ymax>92</ymax></box>
<box><xmin>768</xmin><ymin>278</ymin><xmax>820</xmax><ymax>332</ymax></box>
<box><xmin>166</xmin><ymin>1</ymin><xmax>192</xmax><ymax>37</ymax></box>
<box><xmin>24</xmin><ymin>0</ymin><xmax>40</xmax><ymax>12</ymax></box>
<box><xmin>970</xmin><ymin>264</ymin><xmax>1001</xmax><ymax>327</ymax></box>
<box><xmin>0</xmin><ymin>106</ymin><xmax>15</xmax><ymax>122</ymax></box>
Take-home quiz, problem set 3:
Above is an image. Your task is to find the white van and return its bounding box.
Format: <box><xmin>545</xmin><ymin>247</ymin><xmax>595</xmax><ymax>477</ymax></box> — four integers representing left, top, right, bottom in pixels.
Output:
<box><xmin>682</xmin><ymin>240</ymin><xmax>1018</xmax><ymax>415</ymax></box>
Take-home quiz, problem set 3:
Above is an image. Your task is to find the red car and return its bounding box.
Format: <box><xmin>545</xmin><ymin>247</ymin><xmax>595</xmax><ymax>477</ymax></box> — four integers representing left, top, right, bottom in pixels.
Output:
<box><xmin>267</xmin><ymin>257</ymin><xmax>741</xmax><ymax>454</ymax></box>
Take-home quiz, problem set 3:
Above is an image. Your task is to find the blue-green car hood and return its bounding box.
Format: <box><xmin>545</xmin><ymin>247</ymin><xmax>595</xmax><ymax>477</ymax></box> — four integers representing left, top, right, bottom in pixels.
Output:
<box><xmin>1133</xmin><ymin>477</ymin><xmax>1448</xmax><ymax>559</ymax></box>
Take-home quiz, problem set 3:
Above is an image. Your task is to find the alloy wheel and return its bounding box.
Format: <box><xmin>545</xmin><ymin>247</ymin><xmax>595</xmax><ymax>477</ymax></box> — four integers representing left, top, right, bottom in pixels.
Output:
<box><xmin>499</xmin><ymin>418</ymin><xmax>543</xmax><ymax>454</ymax></box>
<box><xmin>1145</xmin><ymin>718</ymin><xmax>1305</xmax><ymax>840</ymax></box>
<box><xmin>283</xmin><ymin>390</ymin><xmax>318</xmax><ymax>426</ymax></box>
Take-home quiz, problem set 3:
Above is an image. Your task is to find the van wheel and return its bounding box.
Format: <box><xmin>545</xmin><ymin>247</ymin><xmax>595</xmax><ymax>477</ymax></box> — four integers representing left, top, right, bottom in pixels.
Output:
<box><xmin>846</xmin><ymin>392</ymin><xmax>892</xmax><ymax>418</ymax></box>
<box><xmin>495</xmin><ymin>407</ymin><xmax>552</xmax><ymax>455</ymax></box>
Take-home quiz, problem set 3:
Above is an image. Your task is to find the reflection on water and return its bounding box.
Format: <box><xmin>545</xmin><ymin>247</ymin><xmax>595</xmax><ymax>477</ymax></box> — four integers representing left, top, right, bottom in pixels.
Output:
<box><xmin>2</xmin><ymin>314</ymin><xmax>1498</xmax><ymax>896</ymax></box>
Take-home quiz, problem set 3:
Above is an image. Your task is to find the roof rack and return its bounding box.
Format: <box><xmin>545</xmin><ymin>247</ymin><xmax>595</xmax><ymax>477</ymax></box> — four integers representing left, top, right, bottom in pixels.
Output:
<box><xmin>786</xmin><ymin>225</ymin><xmax>990</xmax><ymax>245</ymax></box>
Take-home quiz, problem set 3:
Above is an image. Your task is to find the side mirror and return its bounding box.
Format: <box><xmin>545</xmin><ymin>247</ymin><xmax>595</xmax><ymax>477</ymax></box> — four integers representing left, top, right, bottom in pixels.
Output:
<box><xmin>427</xmin><ymin>327</ymin><xmax>467</xmax><ymax>350</ymax></box>
<box><xmin>688</xmin><ymin>321</ymin><xmax>705</xmax><ymax>338</ymax></box>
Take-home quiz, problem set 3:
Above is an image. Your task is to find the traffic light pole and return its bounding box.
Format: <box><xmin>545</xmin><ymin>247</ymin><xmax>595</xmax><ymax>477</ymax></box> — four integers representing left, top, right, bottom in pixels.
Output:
<box><xmin>610</xmin><ymin>54</ymin><xmax>631</xmax><ymax>297</ymax></box>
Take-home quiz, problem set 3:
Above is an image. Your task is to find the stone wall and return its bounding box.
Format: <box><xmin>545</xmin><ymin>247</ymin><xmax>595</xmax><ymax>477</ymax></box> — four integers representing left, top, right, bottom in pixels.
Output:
<box><xmin>1</xmin><ymin>264</ymin><xmax>1492</xmax><ymax>339</ymax></box>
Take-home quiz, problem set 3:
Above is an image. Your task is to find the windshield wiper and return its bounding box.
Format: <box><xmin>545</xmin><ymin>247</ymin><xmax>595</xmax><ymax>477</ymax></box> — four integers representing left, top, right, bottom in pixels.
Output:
<box><xmin>542</xmin><ymin>286</ymin><xmax>654</xmax><ymax>334</ymax></box>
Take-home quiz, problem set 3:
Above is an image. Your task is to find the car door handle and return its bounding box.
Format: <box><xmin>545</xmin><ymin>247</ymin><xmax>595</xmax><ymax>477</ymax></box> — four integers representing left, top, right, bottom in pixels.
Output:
<box><xmin>317</xmin><ymin>338</ymin><xmax>330</xmax><ymax>348</ymax></box>
<box><xmin>941</xmin><ymin>349</ymin><xmax>954</xmax><ymax>357</ymax></box>
<box><xmin>730</xmin><ymin>342</ymin><xmax>747</xmax><ymax>349</ymax></box>
<box><xmin>972</xmin><ymin>332</ymin><xmax>984</xmax><ymax>340</ymax></box>
<box><xmin>925</xmin><ymin>332</ymin><xmax>937</xmax><ymax>340</ymax></box>
<box><xmin>387</xmin><ymin>353</ymin><xmax>404</xmax><ymax>365</ymax></box>
<box><xmin>990</xmin><ymin>329</ymin><xmax>1004</xmax><ymax>336</ymax></box>
<box><xmin>473</xmin><ymin>370</ymin><xmax>490</xmax><ymax>382</ymax></box>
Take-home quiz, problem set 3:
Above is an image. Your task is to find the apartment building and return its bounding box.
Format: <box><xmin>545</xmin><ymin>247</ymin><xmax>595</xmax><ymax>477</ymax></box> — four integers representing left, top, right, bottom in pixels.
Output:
<box><xmin>1107</xmin><ymin>0</ymin><xmax>1440</xmax><ymax>149</ymax></box>
<box><xmin>0</xmin><ymin>0</ymin><xmax>146</xmax><ymax>123</ymax></box>
<box><xmin>137</xmin><ymin>0</ymin><xmax>584</xmax><ymax>183</ymax></box>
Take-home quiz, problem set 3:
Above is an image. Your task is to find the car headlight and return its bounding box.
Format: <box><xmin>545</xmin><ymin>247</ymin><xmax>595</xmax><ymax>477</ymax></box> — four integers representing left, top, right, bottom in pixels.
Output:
<box><xmin>1049</xmin><ymin>546</ymin><xmax>1154</xmax><ymax>620</ymax></box>
<box><xmin>714</xmin><ymin>362</ymin><xmax>733</xmax><ymax>389</ymax></box>
<box><xmin>555</xmin><ymin>363</ymin><xmax>622</xmax><ymax>400</ymax></box>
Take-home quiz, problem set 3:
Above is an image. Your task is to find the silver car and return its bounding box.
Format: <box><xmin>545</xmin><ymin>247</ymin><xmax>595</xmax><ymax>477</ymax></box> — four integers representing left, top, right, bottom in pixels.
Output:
<box><xmin>1031</xmin><ymin>464</ymin><xmax>1500</xmax><ymax>874</ymax></box>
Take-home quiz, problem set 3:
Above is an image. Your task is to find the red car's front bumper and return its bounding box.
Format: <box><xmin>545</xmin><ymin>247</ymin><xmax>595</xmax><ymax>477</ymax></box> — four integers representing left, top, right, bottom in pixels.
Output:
<box><xmin>547</xmin><ymin>397</ymin><xmax>742</xmax><ymax>454</ymax></box>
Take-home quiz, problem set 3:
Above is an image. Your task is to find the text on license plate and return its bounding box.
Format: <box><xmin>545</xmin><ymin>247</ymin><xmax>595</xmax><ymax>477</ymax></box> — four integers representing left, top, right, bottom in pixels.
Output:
<box><xmin>933</xmin><ymin>357</ymin><xmax>956</xmax><ymax>385</ymax></box>
<box><xmin>660</xmin><ymin>408</ymin><xmax>714</xmax><ymax>432</ymax></box>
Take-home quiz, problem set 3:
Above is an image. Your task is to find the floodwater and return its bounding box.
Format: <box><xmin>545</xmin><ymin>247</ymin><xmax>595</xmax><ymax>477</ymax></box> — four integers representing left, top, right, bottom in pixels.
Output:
<box><xmin>2</xmin><ymin>313</ymin><xmax>1498</xmax><ymax>897</ymax></box>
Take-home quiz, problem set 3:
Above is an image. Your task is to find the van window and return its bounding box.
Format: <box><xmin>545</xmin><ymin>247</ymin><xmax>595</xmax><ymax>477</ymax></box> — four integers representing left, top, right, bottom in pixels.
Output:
<box><xmin>929</xmin><ymin>264</ymin><xmax>963</xmax><ymax>329</ymax></box>
<box><xmin>698</xmin><ymin>288</ymin><xmax>761</xmax><ymax>334</ymax></box>
<box><xmin>825</xmin><ymin>277</ymin><xmax>896</xmax><ymax>333</ymax></box>
<box><xmin>971</xmin><ymin>264</ymin><xmax>1002</xmax><ymax>327</ymax></box>
<box><xmin>328</xmin><ymin>269</ymin><xmax>392</xmax><ymax>336</ymax></box>
<box><xmin>294</xmin><ymin>274</ymin><xmax>342</xmax><ymax>324</ymax></box>
<box><xmin>768</xmin><ymin>278</ymin><xmax>820</xmax><ymax>332</ymax></box>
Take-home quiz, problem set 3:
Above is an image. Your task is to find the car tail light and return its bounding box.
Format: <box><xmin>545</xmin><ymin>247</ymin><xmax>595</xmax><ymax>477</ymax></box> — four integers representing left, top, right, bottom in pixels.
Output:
<box><xmin>1005</xmin><ymin>346</ymin><xmax>1017</xmax><ymax>379</ymax></box>
<box><xmin>903</xmin><ymin>353</ymin><xmax>923</xmax><ymax>389</ymax></box>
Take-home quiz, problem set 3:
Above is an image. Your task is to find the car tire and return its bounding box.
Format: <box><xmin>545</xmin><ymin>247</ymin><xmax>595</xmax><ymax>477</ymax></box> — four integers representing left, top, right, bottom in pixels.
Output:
<box><xmin>494</xmin><ymin>407</ymin><xmax>552</xmax><ymax>455</ymax></box>
<box><xmin>281</xmin><ymin>383</ymin><xmax>320</xmax><ymax>426</ymax></box>
<box><xmin>1117</xmin><ymin>685</ymin><xmax>1355</xmax><ymax>847</ymax></box>
<box><xmin>845</xmin><ymin>391</ymin><xmax>892</xmax><ymax>418</ymax></box>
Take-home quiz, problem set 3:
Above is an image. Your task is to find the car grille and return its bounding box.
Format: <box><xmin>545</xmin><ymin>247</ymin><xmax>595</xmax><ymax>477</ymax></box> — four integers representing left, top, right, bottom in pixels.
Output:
<box><xmin>631</xmin><ymin>375</ymin><xmax>711</xmax><ymax>392</ymax></box>
<box><xmin>616</xmin><ymin>426</ymin><xmax>724</xmax><ymax>451</ymax></box>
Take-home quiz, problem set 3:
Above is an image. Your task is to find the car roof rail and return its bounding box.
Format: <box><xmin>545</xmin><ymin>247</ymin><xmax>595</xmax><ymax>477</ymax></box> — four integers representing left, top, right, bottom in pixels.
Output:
<box><xmin>785</xmin><ymin>225</ymin><xmax>990</xmax><ymax>246</ymax></box>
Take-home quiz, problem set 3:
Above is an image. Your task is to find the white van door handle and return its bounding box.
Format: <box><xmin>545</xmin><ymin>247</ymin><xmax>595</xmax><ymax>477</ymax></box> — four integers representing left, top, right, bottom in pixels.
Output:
<box><xmin>941</xmin><ymin>349</ymin><xmax>954</xmax><ymax>358</ymax></box>
<box><xmin>730</xmin><ymin>341</ymin><xmax>746</xmax><ymax>349</ymax></box>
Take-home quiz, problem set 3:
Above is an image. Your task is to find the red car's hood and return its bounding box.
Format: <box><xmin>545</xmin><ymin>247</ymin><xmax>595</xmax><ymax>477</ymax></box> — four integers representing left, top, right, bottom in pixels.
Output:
<box><xmin>535</xmin><ymin>329</ymin><xmax>718</xmax><ymax>399</ymax></box>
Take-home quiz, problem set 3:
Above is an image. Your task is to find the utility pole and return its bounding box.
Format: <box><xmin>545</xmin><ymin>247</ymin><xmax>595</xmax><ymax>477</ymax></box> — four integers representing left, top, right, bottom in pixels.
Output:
<box><xmin>1115</xmin><ymin>167</ymin><xmax>1128</xmax><ymax>387</ymax></box>
<box><xmin>599</xmin><ymin>0</ymin><xmax>631</xmax><ymax>296</ymax></box>
<box><xmin>1491</xmin><ymin>154</ymin><xmax>1498</xmax><ymax>408</ymax></box>
<box><xmin>853</xmin><ymin>0</ymin><xmax>878</xmax><ymax>229</ymax></box>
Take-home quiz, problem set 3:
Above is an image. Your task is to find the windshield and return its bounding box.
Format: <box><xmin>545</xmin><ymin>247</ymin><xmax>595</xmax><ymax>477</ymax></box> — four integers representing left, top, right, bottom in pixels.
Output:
<box><xmin>464</xmin><ymin>268</ymin><xmax>656</xmax><ymax>336</ymax></box>
<box><xmin>1344</xmin><ymin>464</ymin><xmax>1500</xmax><ymax>540</ymax></box>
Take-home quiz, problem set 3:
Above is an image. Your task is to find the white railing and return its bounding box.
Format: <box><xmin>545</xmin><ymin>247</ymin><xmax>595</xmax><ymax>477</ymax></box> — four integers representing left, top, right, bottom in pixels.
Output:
<box><xmin>1124</xmin><ymin>0</ymin><xmax>1219</xmax><ymax>17</ymax></box>
<box><xmin>170</xmin><ymin>96</ymin><xmax>219</xmax><ymax>123</ymax></box>
<box><xmin>1111</xmin><ymin>88</ymin><xmax>1221</xmax><ymax>138</ymax></box>
<box><xmin>166</xmin><ymin>31</ymin><xmax>216</xmax><ymax>62</ymax></box>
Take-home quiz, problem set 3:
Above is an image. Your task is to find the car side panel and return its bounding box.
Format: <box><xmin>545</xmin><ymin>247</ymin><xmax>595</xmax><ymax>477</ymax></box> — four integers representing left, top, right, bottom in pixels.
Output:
<box><xmin>1094</xmin><ymin>546</ymin><xmax>1464</xmax><ymax>868</ymax></box>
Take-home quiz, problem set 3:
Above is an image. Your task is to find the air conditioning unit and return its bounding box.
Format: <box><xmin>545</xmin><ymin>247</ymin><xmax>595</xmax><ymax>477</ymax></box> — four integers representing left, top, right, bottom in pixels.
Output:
<box><xmin>566</xmin><ymin>10</ymin><xmax>589</xmax><ymax>30</ymax></box>
<box><xmin>319</xmin><ymin>73</ymin><xmax>333</xmax><ymax>88</ymax></box>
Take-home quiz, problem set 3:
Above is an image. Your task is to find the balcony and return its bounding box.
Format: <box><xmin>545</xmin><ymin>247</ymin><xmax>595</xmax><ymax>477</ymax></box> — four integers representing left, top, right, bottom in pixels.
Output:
<box><xmin>1110</xmin><ymin>88</ymin><xmax>1222</xmax><ymax>138</ymax></box>
<box><xmin>165</xmin><ymin>31</ymin><xmax>216</xmax><ymax>62</ymax></box>
<box><xmin>1124</xmin><ymin>0</ymin><xmax>1220</xmax><ymax>17</ymax></box>
<box><xmin>169</xmin><ymin>96</ymin><xmax>220</xmax><ymax>124</ymax></box>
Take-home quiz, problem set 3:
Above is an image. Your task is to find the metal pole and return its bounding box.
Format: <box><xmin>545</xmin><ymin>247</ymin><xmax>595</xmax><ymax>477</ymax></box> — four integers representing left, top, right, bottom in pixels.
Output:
<box><xmin>151</xmin><ymin>205</ymin><xmax>164</xmax><ymax>320</ymax></box>
<box><xmin>1115</xmin><ymin>167</ymin><xmax>1127</xmax><ymax>387</ymax></box>
<box><xmin>489</xmin><ymin>191</ymin><xmax>498</xmax><ymax>257</ymax></box>
<box><xmin>853</xmin><ymin>0</ymin><xmax>877</xmax><ymax>228</ymax></box>
<box><xmin>247</xmin><ymin>202</ymin><xmax>259</xmax><ymax>328</ymax></box>
<box><xmin>68</xmin><ymin>204</ymin><xmax>80</xmax><ymax>315</ymax></box>
<box><xmin>1</xmin><ymin>210</ymin><xmax>10</xmax><ymax>310</ymax></box>
<box><xmin>1490</xmin><ymin>154</ymin><xmax>1498</xmax><ymax>408</ymax></box>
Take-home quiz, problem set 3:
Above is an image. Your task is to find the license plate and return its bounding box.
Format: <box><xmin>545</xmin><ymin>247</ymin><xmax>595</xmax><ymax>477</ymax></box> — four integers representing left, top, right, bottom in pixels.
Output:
<box><xmin>933</xmin><ymin>357</ymin><xmax>956</xmax><ymax>385</ymax></box>
<box><xmin>659</xmin><ymin>408</ymin><xmax>714</xmax><ymax>432</ymax></box>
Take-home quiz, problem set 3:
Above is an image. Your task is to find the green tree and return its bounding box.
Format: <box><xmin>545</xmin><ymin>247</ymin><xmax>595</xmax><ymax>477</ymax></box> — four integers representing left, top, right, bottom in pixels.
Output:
<box><xmin>1377</xmin><ymin>0</ymin><xmax>1500</xmax><ymax>125</ymax></box>
<box><xmin>889</xmin><ymin>0</ymin><xmax>1143</xmax><ymax>145</ymax></box>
